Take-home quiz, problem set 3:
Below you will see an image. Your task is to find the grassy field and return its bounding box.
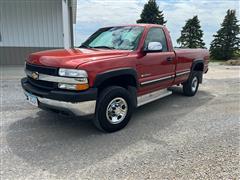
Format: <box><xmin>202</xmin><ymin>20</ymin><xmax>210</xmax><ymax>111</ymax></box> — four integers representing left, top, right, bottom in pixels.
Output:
<box><xmin>210</xmin><ymin>58</ymin><xmax>240</xmax><ymax>66</ymax></box>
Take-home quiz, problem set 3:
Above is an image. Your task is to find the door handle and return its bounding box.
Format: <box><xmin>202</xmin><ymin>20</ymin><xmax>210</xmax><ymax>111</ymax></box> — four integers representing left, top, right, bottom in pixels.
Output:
<box><xmin>166</xmin><ymin>57</ymin><xmax>174</xmax><ymax>61</ymax></box>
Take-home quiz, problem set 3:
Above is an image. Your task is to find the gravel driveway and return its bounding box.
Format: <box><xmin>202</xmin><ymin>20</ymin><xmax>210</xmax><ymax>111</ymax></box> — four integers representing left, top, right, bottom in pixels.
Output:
<box><xmin>0</xmin><ymin>64</ymin><xmax>239</xmax><ymax>179</ymax></box>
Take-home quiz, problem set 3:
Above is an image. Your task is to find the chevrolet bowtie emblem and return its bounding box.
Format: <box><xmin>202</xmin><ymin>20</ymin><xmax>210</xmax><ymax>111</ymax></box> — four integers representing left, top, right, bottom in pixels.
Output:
<box><xmin>31</xmin><ymin>72</ymin><xmax>39</xmax><ymax>80</ymax></box>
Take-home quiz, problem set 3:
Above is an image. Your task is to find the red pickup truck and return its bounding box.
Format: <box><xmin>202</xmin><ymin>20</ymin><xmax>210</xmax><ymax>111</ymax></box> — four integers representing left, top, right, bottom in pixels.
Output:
<box><xmin>21</xmin><ymin>24</ymin><xmax>209</xmax><ymax>132</ymax></box>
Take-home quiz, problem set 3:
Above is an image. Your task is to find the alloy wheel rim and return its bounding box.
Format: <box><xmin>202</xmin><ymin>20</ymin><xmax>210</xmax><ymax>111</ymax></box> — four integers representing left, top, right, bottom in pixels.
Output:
<box><xmin>191</xmin><ymin>76</ymin><xmax>198</xmax><ymax>92</ymax></box>
<box><xmin>106</xmin><ymin>97</ymin><xmax>128</xmax><ymax>124</ymax></box>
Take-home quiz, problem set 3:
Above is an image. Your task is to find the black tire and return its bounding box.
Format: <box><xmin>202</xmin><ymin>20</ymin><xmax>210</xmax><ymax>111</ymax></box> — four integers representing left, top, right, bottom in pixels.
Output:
<box><xmin>93</xmin><ymin>86</ymin><xmax>133</xmax><ymax>132</ymax></box>
<box><xmin>183</xmin><ymin>71</ymin><xmax>200</xmax><ymax>96</ymax></box>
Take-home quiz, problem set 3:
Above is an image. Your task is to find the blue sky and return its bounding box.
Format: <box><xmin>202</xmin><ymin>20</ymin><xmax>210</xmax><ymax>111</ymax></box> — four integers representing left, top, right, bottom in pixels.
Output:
<box><xmin>74</xmin><ymin>0</ymin><xmax>239</xmax><ymax>48</ymax></box>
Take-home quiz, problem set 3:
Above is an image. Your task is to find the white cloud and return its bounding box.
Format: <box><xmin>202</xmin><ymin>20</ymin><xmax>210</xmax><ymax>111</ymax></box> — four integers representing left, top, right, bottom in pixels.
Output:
<box><xmin>75</xmin><ymin>0</ymin><xmax>239</xmax><ymax>48</ymax></box>
<box><xmin>76</xmin><ymin>0</ymin><xmax>142</xmax><ymax>25</ymax></box>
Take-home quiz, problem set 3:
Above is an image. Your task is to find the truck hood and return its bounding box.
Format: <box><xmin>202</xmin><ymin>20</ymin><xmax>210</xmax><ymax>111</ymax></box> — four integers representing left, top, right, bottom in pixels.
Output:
<box><xmin>27</xmin><ymin>48</ymin><xmax>130</xmax><ymax>68</ymax></box>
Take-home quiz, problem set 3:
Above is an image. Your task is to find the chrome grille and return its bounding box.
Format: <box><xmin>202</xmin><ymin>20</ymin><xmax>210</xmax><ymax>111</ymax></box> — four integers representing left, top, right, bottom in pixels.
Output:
<box><xmin>26</xmin><ymin>63</ymin><xmax>58</xmax><ymax>76</ymax></box>
<box><xmin>26</xmin><ymin>63</ymin><xmax>58</xmax><ymax>90</ymax></box>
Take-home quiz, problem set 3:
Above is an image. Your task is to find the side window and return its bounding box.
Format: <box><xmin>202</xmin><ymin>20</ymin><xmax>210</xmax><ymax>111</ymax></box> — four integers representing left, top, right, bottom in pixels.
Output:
<box><xmin>145</xmin><ymin>28</ymin><xmax>168</xmax><ymax>52</ymax></box>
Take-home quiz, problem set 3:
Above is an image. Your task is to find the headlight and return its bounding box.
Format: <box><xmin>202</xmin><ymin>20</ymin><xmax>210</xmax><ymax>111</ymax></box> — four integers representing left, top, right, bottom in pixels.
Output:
<box><xmin>59</xmin><ymin>68</ymin><xmax>88</xmax><ymax>78</ymax></box>
<box><xmin>58</xmin><ymin>68</ymin><xmax>89</xmax><ymax>91</ymax></box>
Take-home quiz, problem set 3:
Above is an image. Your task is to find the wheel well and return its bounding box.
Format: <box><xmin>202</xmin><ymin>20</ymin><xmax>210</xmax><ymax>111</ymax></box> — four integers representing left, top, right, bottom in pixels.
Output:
<box><xmin>191</xmin><ymin>62</ymin><xmax>204</xmax><ymax>83</ymax></box>
<box><xmin>97</xmin><ymin>75</ymin><xmax>137</xmax><ymax>94</ymax></box>
<box><xmin>193</xmin><ymin>62</ymin><xmax>204</xmax><ymax>71</ymax></box>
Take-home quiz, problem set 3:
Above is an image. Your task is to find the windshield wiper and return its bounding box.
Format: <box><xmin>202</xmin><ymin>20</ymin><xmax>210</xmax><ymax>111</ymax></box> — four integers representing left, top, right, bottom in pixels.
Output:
<box><xmin>91</xmin><ymin>46</ymin><xmax>114</xmax><ymax>49</ymax></box>
<box><xmin>79</xmin><ymin>44</ymin><xmax>92</xmax><ymax>48</ymax></box>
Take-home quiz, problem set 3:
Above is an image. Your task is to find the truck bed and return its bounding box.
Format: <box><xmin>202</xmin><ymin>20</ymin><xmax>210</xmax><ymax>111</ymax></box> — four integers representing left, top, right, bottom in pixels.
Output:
<box><xmin>174</xmin><ymin>48</ymin><xmax>209</xmax><ymax>61</ymax></box>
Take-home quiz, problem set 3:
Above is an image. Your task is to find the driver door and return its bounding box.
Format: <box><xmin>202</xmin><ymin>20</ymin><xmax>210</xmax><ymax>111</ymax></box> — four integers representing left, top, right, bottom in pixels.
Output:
<box><xmin>137</xmin><ymin>27</ymin><xmax>176</xmax><ymax>94</ymax></box>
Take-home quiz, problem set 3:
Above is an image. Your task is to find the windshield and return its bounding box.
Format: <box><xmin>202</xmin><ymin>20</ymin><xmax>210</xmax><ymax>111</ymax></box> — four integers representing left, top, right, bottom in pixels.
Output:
<box><xmin>81</xmin><ymin>26</ymin><xmax>144</xmax><ymax>50</ymax></box>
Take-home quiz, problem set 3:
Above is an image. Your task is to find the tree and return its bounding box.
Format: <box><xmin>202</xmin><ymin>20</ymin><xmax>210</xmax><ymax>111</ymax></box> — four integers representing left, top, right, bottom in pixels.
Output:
<box><xmin>177</xmin><ymin>16</ymin><xmax>205</xmax><ymax>48</ymax></box>
<box><xmin>137</xmin><ymin>0</ymin><xmax>167</xmax><ymax>25</ymax></box>
<box><xmin>210</xmin><ymin>10</ymin><xmax>240</xmax><ymax>60</ymax></box>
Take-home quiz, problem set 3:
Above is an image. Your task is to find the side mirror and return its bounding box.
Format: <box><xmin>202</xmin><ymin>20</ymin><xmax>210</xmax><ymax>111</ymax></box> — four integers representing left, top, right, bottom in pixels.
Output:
<box><xmin>145</xmin><ymin>42</ymin><xmax>163</xmax><ymax>52</ymax></box>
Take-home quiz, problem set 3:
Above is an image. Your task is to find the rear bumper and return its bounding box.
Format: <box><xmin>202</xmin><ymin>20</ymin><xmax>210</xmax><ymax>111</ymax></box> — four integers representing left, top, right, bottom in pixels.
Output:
<box><xmin>21</xmin><ymin>77</ymin><xmax>97</xmax><ymax>116</ymax></box>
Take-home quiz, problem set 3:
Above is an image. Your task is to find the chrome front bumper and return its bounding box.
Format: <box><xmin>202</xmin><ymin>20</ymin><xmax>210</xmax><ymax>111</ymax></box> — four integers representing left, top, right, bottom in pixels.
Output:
<box><xmin>37</xmin><ymin>97</ymin><xmax>96</xmax><ymax>116</ymax></box>
<box><xmin>41</xmin><ymin>98</ymin><xmax>96</xmax><ymax>116</ymax></box>
<box><xmin>22</xmin><ymin>76</ymin><xmax>97</xmax><ymax>117</ymax></box>
<box><xmin>23</xmin><ymin>92</ymin><xmax>97</xmax><ymax>116</ymax></box>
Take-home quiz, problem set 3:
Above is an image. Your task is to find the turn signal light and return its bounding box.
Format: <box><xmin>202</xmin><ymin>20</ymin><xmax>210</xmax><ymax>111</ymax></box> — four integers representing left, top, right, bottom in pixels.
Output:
<box><xmin>58</xmin><ymin>83</ymin><xmax>89</xmax><ymax>91</ymax></box>
<box><xmin>75</xmin><ymin>84</ymin><xmax>89</xmax><ymax>91</ymax></box>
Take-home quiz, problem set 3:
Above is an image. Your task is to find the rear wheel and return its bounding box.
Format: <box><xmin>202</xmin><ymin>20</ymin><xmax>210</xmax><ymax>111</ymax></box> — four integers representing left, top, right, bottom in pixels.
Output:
<box><xmin>93</xmin><ymin>86</ymin><xmax>133</xmax><ymax>132</ymax></box>
<box><xmin>183</xmin><ymin>72</ymin><xmax>200</xmax><ymax>96</ymax></box>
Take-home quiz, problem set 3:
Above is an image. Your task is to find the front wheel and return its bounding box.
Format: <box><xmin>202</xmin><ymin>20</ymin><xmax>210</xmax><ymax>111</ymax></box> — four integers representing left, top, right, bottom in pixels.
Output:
<box><xmin>93</xmin><ymin>86</ymin><xmax>133</xmax><ymax>132</ymax></box>
<box><xmin>183</xmin><ymin>72</ymin><xmax>200</xmax><ymax>96</ymax></box>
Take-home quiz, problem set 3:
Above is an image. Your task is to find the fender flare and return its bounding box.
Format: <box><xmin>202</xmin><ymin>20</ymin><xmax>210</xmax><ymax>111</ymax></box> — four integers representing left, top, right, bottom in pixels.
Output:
<box><xmin>191</xmin><ymin>59</ymin><xmax>204</xmax><ymax>83</ymax></box>
<box><xmin>191</xmin><ymin>59</ymin><xmax>204</xmax><ymax>72</ymax></box>
<box><xmin>93</xmin><ymin>68</ymin><xmax>139</xmax><ymax>88</ymax></box>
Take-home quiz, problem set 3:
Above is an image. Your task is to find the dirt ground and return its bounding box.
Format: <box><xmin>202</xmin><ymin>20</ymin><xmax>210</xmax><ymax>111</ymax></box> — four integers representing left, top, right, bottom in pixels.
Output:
<box><xmin>0</xmin><ymin>64</ymin><xmax>239</xmax><ymax>179</ymax></box>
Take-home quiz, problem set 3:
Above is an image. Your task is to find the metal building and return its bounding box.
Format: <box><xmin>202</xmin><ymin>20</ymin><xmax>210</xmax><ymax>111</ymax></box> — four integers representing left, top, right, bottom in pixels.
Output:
<box><xmin>0</xmin><ymin>0</ymin><xmax>77</xmax><ymax>65</ymax></box>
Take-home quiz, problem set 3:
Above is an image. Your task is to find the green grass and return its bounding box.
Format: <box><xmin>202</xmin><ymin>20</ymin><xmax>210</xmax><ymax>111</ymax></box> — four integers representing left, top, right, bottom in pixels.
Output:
<box><xmin>209</xmin><ymin>59</ymin><xmax>225</xmax><ymax>62</ymax></box>
<box><xmin>209</xmin><ymin>59</ymin><xmax>240</xmax><ymax>66</ymax></box>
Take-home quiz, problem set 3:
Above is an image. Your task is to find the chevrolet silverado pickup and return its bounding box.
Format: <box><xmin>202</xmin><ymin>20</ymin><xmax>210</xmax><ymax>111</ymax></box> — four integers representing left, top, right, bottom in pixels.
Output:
<box><xmin>21</xmin><ymin>24</ymin><xmax>209</xmax><ymax>132</ymax></box>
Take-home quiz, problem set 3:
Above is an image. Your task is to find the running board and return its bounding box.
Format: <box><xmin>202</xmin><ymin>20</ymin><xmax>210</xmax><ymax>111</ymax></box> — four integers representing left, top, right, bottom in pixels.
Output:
<box><xmin>137</xmin><ymin>89</ymin><xmax>172</xmax><ymax>107</ymax></box>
